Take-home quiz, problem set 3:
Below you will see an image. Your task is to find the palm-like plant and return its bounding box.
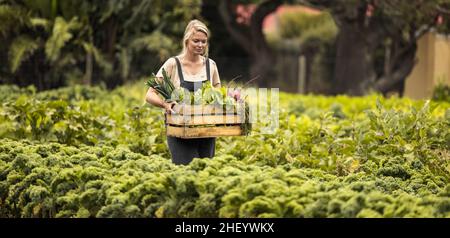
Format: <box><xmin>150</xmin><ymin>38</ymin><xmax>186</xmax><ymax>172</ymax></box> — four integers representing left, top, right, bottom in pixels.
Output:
<box><xmin>0</xmin><ymin>0</ymin><xmax>201</xmax><ymax>89</ymax></box>
<box><xmin>0</xmin><ymin>0</ymin><xmax>111</xmax><ymax>89</ymax></box>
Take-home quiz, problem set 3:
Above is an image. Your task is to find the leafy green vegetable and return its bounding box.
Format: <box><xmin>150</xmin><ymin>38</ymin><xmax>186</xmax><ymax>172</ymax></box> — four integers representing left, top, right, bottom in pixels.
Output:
<box><xmin>145</xmin><ymin>69</ymin><xmax>175</xmax><ymax>101</ymax></box>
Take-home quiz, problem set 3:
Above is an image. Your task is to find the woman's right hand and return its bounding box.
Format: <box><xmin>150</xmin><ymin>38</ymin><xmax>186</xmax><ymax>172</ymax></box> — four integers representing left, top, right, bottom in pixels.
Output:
<box><xmin>163</xmin><ymin>101</ymin><xmax>177</xmax><ymax>114</ymax></box>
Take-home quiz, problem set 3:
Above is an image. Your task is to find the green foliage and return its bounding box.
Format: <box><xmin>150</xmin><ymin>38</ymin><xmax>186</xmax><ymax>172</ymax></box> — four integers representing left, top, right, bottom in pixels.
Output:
<box><xmin>1</xmin><ymin>140</ymin><xmax>448</xmax><ymax>218</ymax></box>
<box><xmin>8</xmin><ymin>36</ymin><xmax>40</xmax><ymax>72</ymax></box>
<box><xmin>0</xmin><ymin>0</ymin><xmax>201</xmax><ymax>89</ymax></box>
<box><xmin>432</xmin><ymin>83</ymin><xmax>450</xmax><ymax>103</ymax></box>
<box><xmin>45</xmin><ymin>17</ymin><xmax>81</xmax><ymax>62</ymax></box>
<box><xmin>279</xmin><ymin>11</ymin><xmax>337</xmax><ymax>42</ymax></box>
<box><xmin>130</xmin><ymin>31</ymin><xmax>177</xmax><ymax>62</ymax></box>
<box><xmin>0</xmin><ymin>4</ymin><xmax>29</xmax><ymax>36</ymax></box>
<box><xmin>0</xmin><ymin>82</ymin><xmax>449</xmax><ymax>217</ymax></box>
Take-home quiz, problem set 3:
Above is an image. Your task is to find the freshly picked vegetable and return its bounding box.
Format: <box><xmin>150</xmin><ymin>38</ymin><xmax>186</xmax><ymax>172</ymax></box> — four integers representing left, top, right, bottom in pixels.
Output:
<box><xmin>145</xmin><ymin>69</ymin><xmax>175</xmax><ymax>101</ymax></box>
<box><xmin>146</xmin><ymin>71</ymin><xmax>252</xmax><ymax>135</ymax></box>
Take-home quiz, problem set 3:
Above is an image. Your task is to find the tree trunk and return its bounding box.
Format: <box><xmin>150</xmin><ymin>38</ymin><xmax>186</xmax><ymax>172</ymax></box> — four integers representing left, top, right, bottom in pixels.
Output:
<box><xmin>333</xmin><ymin>24</ymin><xmax>375</xmax><ymax>95</ymax></box>
<box><xmin>102</xmin><ymin>17</ymin><xmax>119</xmax><ymax>88</ymax></box>
<box><xmin>249</xmin><ymin>51</ymin><xmax>274</xmax><ymax>88</ymax></box>
<box><xmin>83</xmin><ymin>51</ymin><xmax>93</xmax><ymax>85</ymax></box>
<box><xmin>375</xmin><ymin>42</ymin><xmax>417</xmax><ymax>94</ymax></box>
<box><xmin>104</xmin><ymin>18</ymin><xmax>118</xmax><ymax>62</ymax></box>
<box><xmin>299</xmin><ymin>41</ymin><xmax>320</xmax><ymax>93</ymax></box>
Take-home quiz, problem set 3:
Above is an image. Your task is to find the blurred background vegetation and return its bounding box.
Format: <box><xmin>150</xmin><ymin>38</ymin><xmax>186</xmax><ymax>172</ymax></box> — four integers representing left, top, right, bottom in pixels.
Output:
<box><xmin>0</xmin><ymin>0</ymin><xmax>449</xmax><ymax>100</ymax></box>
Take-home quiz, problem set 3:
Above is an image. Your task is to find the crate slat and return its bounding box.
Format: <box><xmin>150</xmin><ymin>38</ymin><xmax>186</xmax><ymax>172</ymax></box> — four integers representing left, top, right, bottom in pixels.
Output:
<box><xmin>166</xmin><ymin>114</ymin><xmax>243</xmax><ymax>126</ymax></box>
<box><xmin>167</xmin><ymin>125</ymin><xmax>243</xmax><ymax>138</ymax></box>
<box><xmin>172</xmin><ymin>104</ymin><xmax>243</xmax><ymax>115</ymax></box>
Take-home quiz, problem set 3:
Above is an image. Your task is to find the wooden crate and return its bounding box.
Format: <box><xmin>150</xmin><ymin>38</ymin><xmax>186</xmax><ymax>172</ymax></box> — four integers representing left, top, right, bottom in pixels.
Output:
<box><xmin>165</xmin><ymin>103</ymin><xmax>245</xmax><ymax>138</ymax></box>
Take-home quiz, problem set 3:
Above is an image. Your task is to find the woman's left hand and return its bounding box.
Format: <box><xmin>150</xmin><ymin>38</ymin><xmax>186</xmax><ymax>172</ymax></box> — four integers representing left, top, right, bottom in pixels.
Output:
<box><xmin>164</xmin><ymin>101</ymin><xmax>177</xmax><ymax>114</ymax></box>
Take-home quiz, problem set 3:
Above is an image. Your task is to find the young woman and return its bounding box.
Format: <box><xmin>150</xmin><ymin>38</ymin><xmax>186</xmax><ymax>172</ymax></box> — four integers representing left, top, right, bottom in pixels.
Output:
<box><xmin>145</xmin><ymin>19</ymin><xmax>221</xmax><ymax>165</ymax></box>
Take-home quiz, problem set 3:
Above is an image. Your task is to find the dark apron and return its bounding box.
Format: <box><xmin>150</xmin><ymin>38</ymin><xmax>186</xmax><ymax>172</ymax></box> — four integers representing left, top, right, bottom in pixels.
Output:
<box><xmin>167</xmin><ymin>57</ymin><xmax>216</xmax><ymax>165</ymax></box>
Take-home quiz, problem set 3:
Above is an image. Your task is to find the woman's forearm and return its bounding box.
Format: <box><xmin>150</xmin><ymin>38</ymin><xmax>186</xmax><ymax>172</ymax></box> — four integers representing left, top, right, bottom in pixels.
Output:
<box><xmin>145</xmin><ymin>88</ymin><xmax>166</xmax><ymax>108</ymax></box>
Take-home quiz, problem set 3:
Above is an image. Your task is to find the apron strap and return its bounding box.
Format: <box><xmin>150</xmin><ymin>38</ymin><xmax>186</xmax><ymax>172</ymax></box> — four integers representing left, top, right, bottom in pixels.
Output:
<box><xmin>205</xmin><ymin>57</ymin><xmax>211</xmax><ymax>83</ymax></box>
<box><xmin>174</xmin><ymin>56</ymin><xmax>210</xmax><ymax>92</ymax></box>
<box><xmin>173</xmin><ymin>57</ymin><xmax>185</xmax><ymax>83</ymax></box>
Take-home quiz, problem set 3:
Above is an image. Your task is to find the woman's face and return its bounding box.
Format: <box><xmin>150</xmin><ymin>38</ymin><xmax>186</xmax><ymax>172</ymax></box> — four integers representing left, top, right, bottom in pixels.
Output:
<box><xmin>187</xmin><ymin>30</ymin><xmax>208</xmax><ymax>56</ymax></box>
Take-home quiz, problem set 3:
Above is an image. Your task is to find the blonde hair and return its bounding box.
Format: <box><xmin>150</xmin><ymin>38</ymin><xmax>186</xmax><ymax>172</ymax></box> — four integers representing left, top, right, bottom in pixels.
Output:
<box><xmin>180</xmin><ymin>19</ymin><xmax>210</xmax><ymax>58</ymax></box>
